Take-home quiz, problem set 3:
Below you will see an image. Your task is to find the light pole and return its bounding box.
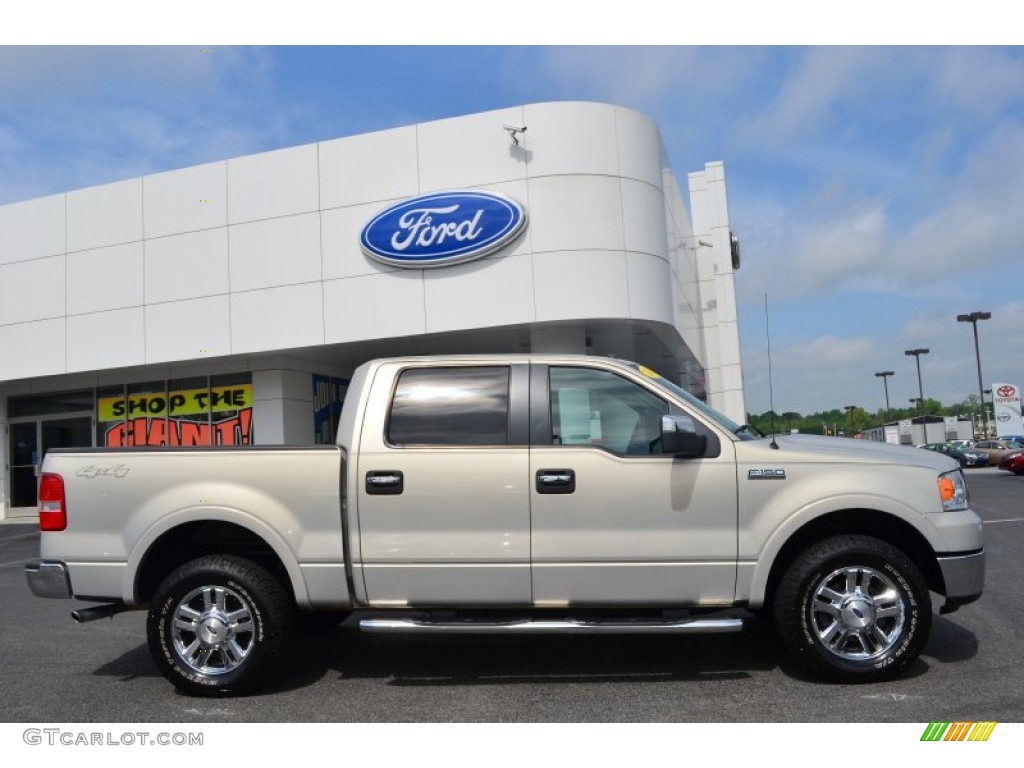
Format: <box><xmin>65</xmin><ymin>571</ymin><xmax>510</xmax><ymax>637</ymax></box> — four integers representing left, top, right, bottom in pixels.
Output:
<box><xmin>904</xmin><ymin>348</ymin><xmax>930</xmax><ymax>415</ymax></box>
<box><xmin>957</xmin><ymin>311</ymin><xmax>991</xmax><ymax>439</ymax></box>
<box><xmin>984</xmin><ymin>388</ymin><xmax>993</xmax><ymax>439</ymax></box>
<box><xmin>875</xmin><ymin>371</ymin><xmax>895</xmax><ymax>421</ymax></box>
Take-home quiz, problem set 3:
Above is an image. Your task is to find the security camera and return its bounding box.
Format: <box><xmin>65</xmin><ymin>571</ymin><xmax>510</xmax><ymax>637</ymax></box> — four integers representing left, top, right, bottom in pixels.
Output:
<box><xmin>502</xmin><ymin>124</ymin><xmax>527</xmax><ymax>145</ymax></box>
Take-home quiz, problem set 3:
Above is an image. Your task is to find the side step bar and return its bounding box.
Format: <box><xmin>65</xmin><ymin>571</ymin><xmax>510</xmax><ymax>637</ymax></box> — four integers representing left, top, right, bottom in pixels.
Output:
<box><xmin>360</xmin><ymin>616</ymin><xmax>743</xmax><ymax>635</ymax></box>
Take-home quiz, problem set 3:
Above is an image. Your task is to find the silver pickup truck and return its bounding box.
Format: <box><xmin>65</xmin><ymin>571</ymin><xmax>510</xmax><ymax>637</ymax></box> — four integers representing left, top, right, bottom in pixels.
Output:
<box><xmin>25</xmin><ymin>355</ymin><xmax>985</xmax><ymax>695</ymax></box>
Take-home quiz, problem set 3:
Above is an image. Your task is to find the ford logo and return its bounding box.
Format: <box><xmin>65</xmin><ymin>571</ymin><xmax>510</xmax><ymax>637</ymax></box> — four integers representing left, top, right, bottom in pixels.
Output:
<box><xmin>360</xmin><ymin>190</ymin><xmax>526</xmax><ymax>268</ymax></box>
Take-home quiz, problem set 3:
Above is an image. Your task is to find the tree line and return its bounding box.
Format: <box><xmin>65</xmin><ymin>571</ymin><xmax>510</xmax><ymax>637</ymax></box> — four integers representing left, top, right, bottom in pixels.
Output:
<box><xmin>746</xmin><ymin>394</ymin><xmax>986</xmax><ymax>436</ymax></box>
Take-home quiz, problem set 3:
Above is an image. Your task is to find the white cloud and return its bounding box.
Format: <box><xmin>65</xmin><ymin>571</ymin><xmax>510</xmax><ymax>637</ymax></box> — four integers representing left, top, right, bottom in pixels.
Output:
<box><xmin>0</xmin><ymin>47</ymin><xmax>298</xmax><ymax>205</ymax></box>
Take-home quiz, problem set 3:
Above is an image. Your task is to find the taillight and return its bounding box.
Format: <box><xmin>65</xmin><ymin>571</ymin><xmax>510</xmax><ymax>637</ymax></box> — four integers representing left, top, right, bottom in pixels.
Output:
<box><xmin>38</xmin><ymin>473</ymin><xmax>66</xmax><ymax>532</ymax></box>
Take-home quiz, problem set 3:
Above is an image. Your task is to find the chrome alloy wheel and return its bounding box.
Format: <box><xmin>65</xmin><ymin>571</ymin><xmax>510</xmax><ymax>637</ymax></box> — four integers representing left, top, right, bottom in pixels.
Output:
<box><xmin>171</xmin><ymin>585</ymin><xmax>255</xmax><ymax>675</ymax></box>
<box><xmin>810</xmin><ymin>565</ymin><xmax>906</xmax><ymax>661</ymax></box>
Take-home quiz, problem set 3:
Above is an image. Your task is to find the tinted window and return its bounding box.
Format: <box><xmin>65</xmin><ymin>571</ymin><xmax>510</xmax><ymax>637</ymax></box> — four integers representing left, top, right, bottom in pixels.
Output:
<box><xmin>388</xmin><ymin>367</ymin><xmax>510</xmax><ymax>446</ymax></box>
<box><xmin>549</xmin><ymin>367</ymin><xmax>669</xmax><ymax>455</ymax></box>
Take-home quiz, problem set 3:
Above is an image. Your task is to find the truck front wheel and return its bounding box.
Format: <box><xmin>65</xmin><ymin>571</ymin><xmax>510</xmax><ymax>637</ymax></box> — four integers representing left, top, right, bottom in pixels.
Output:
<box><xmin>773</xmin><ymin>535</ymin><xmax>931</xmax><ymax>682</ymax></box>
<box><xmin>146</xmin><ymin>555</ymin><xmax>291</xmax><ymax>696</ymax></box>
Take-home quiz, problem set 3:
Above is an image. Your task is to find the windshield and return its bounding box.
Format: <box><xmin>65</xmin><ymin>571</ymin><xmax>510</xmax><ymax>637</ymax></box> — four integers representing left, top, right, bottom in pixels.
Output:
<box><xmin>625</xmin><ymin>363</ymin><xmax>758</xmax><ymax>440</ymax></box>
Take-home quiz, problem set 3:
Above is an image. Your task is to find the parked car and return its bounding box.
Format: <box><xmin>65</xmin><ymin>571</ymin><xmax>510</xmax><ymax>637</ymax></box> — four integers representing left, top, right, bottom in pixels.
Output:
<box><xmin>920</xmin><ymin>442</ymin><xmax>989</xmax><ymax>468</ymax></box>
<box><xmin>999</xmin><ymin>451</ymin><xmax>1024</xmax><ymax>475</ymax></box>
<box><xmin>971</xmin><ymin>440</ymin><xmax>1024</xmax><ymax>466</ymax></box>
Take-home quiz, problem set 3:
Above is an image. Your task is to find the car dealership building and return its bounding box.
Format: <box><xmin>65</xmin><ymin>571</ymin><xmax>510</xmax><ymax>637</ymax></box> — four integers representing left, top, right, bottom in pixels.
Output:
<box><xmin>0</xmin><ymin>101</ymin><xmax>745</xmax><ymax>520</ymax></box>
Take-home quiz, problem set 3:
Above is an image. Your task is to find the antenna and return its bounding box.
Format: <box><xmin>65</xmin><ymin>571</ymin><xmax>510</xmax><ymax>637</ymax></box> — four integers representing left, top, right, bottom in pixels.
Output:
<box><xmin>765</xmin><ymin>293</ymin><xmax>779</xmax><ymax>449</ymax></box>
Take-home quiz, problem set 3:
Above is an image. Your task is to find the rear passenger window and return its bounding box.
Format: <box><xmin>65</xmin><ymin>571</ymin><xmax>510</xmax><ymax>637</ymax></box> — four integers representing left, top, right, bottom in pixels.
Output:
<box><xmin>388</xmin><ymin>367</ymin><xmax>510</xmax><ymax>446</ymax></box>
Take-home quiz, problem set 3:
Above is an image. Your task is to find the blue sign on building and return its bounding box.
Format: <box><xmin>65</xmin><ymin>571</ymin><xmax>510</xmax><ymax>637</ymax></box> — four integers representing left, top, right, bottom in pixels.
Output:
<box><xmin>360</xmin><ymin>190</ymin><xmax>526</xmax><ymax>268</ymax></box>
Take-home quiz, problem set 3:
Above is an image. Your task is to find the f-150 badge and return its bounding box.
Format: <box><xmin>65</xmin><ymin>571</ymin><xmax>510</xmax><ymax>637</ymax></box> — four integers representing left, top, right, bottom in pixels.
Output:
<box><xmin>748</xmin><ymin>468</ymin><xmax>786</xmax><ymax>479</ymax></box>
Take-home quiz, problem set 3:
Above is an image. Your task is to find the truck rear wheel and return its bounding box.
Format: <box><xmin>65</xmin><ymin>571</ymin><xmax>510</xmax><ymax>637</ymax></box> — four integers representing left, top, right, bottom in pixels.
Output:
<box><xmin>773</xmin><ymin>535</ymin><xmax>931</xmax><ymax>682</ymax></box>
<box><xmin>146</xmin><ymin>555</ymin><xmax>291</xmax><ymax>696</ymax></box>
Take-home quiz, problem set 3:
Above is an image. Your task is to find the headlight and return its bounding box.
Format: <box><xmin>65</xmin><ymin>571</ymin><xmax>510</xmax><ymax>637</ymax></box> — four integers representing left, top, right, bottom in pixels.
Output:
<box><xmin>937</xmin><ymin>469</ymin><xmax>969</xmax><ymax>512</ymax></box>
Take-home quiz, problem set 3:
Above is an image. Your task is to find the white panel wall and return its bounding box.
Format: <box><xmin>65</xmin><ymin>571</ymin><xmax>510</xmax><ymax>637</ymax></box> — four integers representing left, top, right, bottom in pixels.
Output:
<box><xmin>144</xmin><ymin>161</ymin><xmax>227</xmax><ymax>238</ymax></box>
<box><xmin>614</xmin><ymin>107</ymin><xmax>666</xmax><ymax>190</ymax></box>
<box><xmin>0</xmin><ymin>256</ymin><xmax>65</xmax><ymax>325</ymax></box>
<box><xmin>533</xmin><ymin>251</ymin><xmax>629</xmax><ymax>323</ymax></box>
<box><xmin>0</xmin><ymin>101</ymin><xmax>715</xmax><ymax>387</ymax></box>
<box><xmin>626</xmin><ymin>252</ymin><xmax>674</xmax><ymax>324</ymax></box>
<box><xmin>230</xmin><ymin>212</ymin><xmax>322</xmax><ymax>291</ymax></box>
<box><xmin>323</xmin><ymin>272</ymin><xmax>425</xmax><ymax>344</ymax></box>
<box><xmin>67</xmin><ymin>179</ymin><xmax>143</xmax><ymax>252</ymax></box>
<box><xmin>145</xmin><ymin>295</ymin><xmax>231</xmax><ymax>363</ymax></box>
<box><xmin>423</xmin><ymin>254</ymin><xmax>535</xmax><ymax>333</ymax></box>
<box><xmin>417</xmin><ymin>106</ymin><xmax>527</xmax><ymax>190</ymax></box>
<box><xmin>66</xmin><ymin>308</ymin><xmax>146</xmax><ymax>372</ymax></box>
<box><xmin>0</xmin><ymin>194</ymin><xmax>64</xmax><ymax>265</ymax></box>
<box><xmin>145</xmin><ymin>228</ymin><xmax>229</xmax><ymax>303</ymax></box>
<box><xmin>0</xmin><ymin>319</ymin><xmax>65</xmax><ymax>380</ymax></box>
<box><xmin>689</xmin><ymin>161</ymin><xmax>746</xmax><ymax>422</ymax></box>
<box><xmin>522</xmin><ymin>102</ymin><xmax>620</xmax><ymax>178</ymax></box>
<box><xmin>66</xmin><ymin>242</ymin><xmax>145</xmax><ymax>315</ymax></box>
<box><xmin>231</xmin><ymin>283</ymin><xmax>324</xmax><ymax>353</ymax></box>
<box><xmin>321</xmin><ymin>200</ymin><xmax>402</xmax><ymax>281</ymax></box>
<box><xmin>228</xmin><ymin>144</ymin><xmax>319</xmax><ymax>224</ymax></box>
<box><xmin>319</xmin><ymin>126</ymin><xmax>419</xmax><ymax>209</ymax></box>
<box><xmin>527</xmin><ymin>175</ymin><xmax>625</xmax><ymax>253</ymax></box>
<box><xmin>621</xmin><ymin>178</ymin><xmax>669</xmax><ymax>258</ymax></box>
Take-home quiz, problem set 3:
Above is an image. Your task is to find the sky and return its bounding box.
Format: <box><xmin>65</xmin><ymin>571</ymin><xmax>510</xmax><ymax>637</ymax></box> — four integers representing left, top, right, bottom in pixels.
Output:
<box><xmin>3</xmin><ymin>8</ymin><xmax>1022</xmax><ymax>416</ymax></box>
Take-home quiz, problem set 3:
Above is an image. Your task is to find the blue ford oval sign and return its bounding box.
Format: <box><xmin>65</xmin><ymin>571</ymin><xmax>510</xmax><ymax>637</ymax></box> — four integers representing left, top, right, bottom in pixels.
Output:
<box><xmin>360</xmin><ymin>190</ymin><xmax>527</xmax><ymax>268</ymax></box>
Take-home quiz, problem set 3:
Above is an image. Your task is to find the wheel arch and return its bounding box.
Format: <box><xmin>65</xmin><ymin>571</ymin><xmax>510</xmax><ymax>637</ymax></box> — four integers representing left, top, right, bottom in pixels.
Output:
<box><xmin>756</xmin><ymin>509</ymin><xmax>943</xmax><ymax>611</ymax></box>
<box><xmin>133</xmin><ymin>518</ymin><xmax>304</xmax><ymax>608</ymax></box>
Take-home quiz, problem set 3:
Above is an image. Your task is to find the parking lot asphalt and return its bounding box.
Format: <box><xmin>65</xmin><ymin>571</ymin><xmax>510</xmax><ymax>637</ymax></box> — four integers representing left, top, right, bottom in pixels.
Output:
<box><xmin>1</xmin><ymin>468</ymin><xmax>1021</xmax><ymax>722</ymax></box>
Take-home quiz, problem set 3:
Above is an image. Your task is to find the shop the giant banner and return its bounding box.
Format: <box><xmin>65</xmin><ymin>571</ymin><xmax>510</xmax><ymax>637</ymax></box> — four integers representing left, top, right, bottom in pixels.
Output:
<box><xmin>99</xmin><ymin>384</ymin><xmax>253</xmax><ymax>446</ymax></box>
<box><xmin>992</xmin><ymin>382</ymin><xmax>1024</xmax><ymax>438</ymax></box>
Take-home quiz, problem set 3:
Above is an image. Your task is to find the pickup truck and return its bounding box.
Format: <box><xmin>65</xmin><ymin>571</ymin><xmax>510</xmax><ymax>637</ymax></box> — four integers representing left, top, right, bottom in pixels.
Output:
<box><xmin>25</xmin><ymin>355</ymin><xmax>985</xmax><ymax>696</ymax></box>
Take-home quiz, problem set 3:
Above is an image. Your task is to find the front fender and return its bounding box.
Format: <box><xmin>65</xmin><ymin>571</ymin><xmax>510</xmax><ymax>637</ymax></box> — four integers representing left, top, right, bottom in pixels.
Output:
<box><xmin>739</xmin><ymin>491</ymin><xmax>936</xmax><ymax>607</ymax></box>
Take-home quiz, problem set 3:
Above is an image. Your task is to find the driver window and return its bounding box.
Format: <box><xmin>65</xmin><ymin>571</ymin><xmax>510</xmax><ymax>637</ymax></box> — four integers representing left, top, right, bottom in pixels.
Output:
<box><xmin>549</xmin><ymin>367</ymin><xmax>669</xmax><ymax>455</ymax></box>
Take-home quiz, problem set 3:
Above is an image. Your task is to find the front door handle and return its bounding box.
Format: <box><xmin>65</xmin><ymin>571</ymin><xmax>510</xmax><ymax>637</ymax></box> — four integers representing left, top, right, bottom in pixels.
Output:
<box><xmin>536</xmin><ymin>468</ymin><xmax>575</xmax><ymax>494</ymax></box>
<box><xmin>366</xmin><ymin>471</ymin><xmax>403</xmax><ymax>495</ymax></box>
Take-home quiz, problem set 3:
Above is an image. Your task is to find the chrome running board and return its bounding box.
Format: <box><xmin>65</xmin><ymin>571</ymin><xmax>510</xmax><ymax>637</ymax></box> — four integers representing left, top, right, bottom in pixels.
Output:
<box><xmin>359</xmin><ymin>616</ymin><xmax>743</xmax><ymax>635</ymax></box>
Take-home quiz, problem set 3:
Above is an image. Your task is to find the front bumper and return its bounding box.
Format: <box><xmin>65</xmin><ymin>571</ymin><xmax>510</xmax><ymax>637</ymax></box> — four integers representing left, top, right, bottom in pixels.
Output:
<box><xmin>25</xmin><ymin>560</ymin><xmax>73</xmax><ymax>599</ymax></box>
<box><xmin>937</xmin><ymin>549</ymin><xmax>985</xmax><ymax>613</ymax></box>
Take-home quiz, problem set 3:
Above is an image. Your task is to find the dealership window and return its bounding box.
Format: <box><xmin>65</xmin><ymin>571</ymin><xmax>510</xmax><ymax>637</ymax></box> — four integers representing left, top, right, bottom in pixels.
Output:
<box><xmin>387</xmin><ymin>367</ymin><xmax>509</xmax><ymax>446</ymax></box>
<box><xmin>313</xmin><ymin>375</ymin><xmax>350</xmax><ymax>445</ymax></box>
<box><xmin>96</xmin><ymin>374</ymin><xmax>253</xmax><ymax>447</ymax></box>
<box><xmin>549</xmin><ymin>367</ymin><xmax>668</xmax><ymax>455</ymax></box>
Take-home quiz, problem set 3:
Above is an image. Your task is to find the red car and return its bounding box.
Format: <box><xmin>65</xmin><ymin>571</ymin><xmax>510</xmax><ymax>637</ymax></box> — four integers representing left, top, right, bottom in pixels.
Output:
<box><xmin>999</xmin><ymin>451</ymin><xmax>1024</xmax><ymax>475</ymax></box>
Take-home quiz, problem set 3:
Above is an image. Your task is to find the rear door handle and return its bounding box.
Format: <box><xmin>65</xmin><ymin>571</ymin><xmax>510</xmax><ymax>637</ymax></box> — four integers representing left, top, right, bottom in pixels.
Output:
<box><xmin>536</xmin><ymin>468</ymin><xmax>575</xmax><ymax>494</ymax></box>
<box><xmin>366</xmin><ymin>471</ymin><xmax>403</xmax><ymax>495</ymax></box>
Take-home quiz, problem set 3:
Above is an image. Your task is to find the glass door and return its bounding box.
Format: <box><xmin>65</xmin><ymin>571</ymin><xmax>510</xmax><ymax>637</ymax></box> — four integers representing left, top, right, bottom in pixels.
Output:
<box><xmin>8</xmin><ymin>415</ymin><xmax>93</xmax><ymax>515</ymax></box>
<box><xmin>9</xmin><ymin>422</ymin><xmax>39</xmax><ymax>512</ymax></box>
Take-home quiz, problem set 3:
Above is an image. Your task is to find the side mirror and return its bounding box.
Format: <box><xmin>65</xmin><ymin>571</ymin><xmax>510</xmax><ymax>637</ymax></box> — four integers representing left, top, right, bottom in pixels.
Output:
<box><xmin>661</xmin><ymin>414</ymin><xmax>707</xmax><ymax>458</ymax></box>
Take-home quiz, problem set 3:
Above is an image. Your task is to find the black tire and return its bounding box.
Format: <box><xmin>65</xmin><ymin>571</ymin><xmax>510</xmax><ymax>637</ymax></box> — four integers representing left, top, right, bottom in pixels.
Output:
<box><xmin>147</xmin><ymin>555</ymin><xmax>291</xmax><ymax>696</ymax></box>
<box><xmin>773</xmin><ymin>535</ymin><xmax>931</xmax><ymax>682</ymax></box>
